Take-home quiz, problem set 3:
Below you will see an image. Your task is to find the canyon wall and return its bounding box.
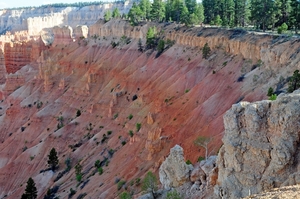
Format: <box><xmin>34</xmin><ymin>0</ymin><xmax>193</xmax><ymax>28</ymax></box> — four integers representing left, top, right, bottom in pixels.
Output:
<box><xmin>0</xmin><ymin>1</ymin><xmax>133</xmax><ymax>36</ymax></box>
<box><xmin>0</xmin><ymin>19</ymin><xmax>299</xmax><ymax>198</ymax></box>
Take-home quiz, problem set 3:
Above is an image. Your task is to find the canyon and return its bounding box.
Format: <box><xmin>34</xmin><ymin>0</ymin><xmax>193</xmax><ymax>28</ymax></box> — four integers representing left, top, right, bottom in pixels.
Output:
<box><xmin>0</xmin><ymin>5</ymin><xmax>299</xmax><ymax>198</ymax></box>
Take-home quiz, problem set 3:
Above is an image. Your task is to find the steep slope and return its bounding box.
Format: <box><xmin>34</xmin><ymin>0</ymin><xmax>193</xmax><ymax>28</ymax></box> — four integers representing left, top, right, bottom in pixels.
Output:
<box><xmin>0</xmin><ymin>20</ymin><xmax>299</xmax><ymax>198</ymax></box>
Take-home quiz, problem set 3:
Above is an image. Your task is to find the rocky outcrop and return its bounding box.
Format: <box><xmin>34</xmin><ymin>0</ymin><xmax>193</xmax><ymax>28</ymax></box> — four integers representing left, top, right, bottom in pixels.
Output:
<box><xmin>159</xmin><ymin>145</ymin><xmax>192</xmax><ymax>190</ymax></box>
<box><xmin>145</xmin><ymin>127</ymin><xmax>163</xmax><ymax>160</ymax></box>
<box><xmin>4</xmin><ymin>42</ymin><xmax>32</xmax><ymax>73</ymax></box>
<box><xmin>215</xmin><ymin>91</ymin><xmax>300</xmax><ymax>198</ymax></box>
<box><xmin>52</xmin><ymin>26</ymin><xmax>73</xmax><ymax>46</ymax></box>
<box><xmin>0</xmin><ymin>49</ymin><xmax>6</xmax><ymax>84</ymax></box>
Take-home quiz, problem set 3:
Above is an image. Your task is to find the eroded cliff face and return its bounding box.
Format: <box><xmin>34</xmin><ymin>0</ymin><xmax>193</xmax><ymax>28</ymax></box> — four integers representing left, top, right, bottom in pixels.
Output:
<box><xmin>0</xmin><ymin>20</ymin><xmax>299</xmax><ymax>198</ymax></box>
<box><xmin>0</xmin><ymin>2</ymin><xmax>133</xmax><ymax>36</ymax></box>
<box><xmin>216</xmin><ymin>91</ymin><xmax>300</xmax><ymax>198</ymax></box>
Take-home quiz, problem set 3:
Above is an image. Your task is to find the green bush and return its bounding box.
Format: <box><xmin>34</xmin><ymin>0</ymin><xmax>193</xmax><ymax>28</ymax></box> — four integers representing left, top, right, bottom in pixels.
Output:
<box><xmin>269</xmin><ymin>94</ymin><xmax>277</xmax><ymax>101</ymax></box>
<box><xmin>136</xmin><ymin>123</ymin><xmax>141</xmax><ymax>132</ymax></box>
<box><xmin>277</xmin><ymin>23</ymin><xmax>288</xmax><ymax>34</ymax></box>
<box><xmin>94</xmin><ymin>160</ymin><xmax>101</xmax><ymax>168</ymax></box>
<box><xmin>202</xmin><ymin>43</ymin><xmax>211</xmax><ymax>59</ymax></box>
<box><xmin>119</xmin><ymin>191</ymin><xmax>132</xmax><ymax>199</ymax></box>
<box><xmin>157</xmin><ymin>39</ymin><xmax>165</xmax><ymax>53</ymax></box>
<box><xmin>166</xmin><ymin>190</ymin><xmax>182</xmax><ymax>199</ymax></box>
<box><xmin>267</xmin><ymin>87</ymin><xmax>274</xmax><ymax>97</ymax></box>
<box><xmin>186</xmin><ymin>160</ymin><xmax>192</xmax><ymax>165</ymax></box>
<box><xmin>98</xmin><ymin>167</ymin><xmax>103</xmax><ymax>175</ymax></box>
<box><xmin>288</xmin><ymin>70</ymin><xmax>300</xmax><ymax>93</ymax></box>
<box><xmin>76</xmin><ymin>174</ymin><xmax>82</xmax><ymax>182</ymax></box>
<box><xmin>128</xmin><ymin>114</ymin><xmax>133</xmax><ymax>120</ymax></box>
<box><xmin>129</xmin><ymin>130</ymin><xmax>134</xmax><ymax>137</ymax></box>
<box><xmin>117</xmin><ymin>180</ymin><xmax>126</xmax><ymax>190</ymax></box>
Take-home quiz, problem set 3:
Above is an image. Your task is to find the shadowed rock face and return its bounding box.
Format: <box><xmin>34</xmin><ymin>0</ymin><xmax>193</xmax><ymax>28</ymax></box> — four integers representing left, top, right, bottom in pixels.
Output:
<box><xmin>216</xmin><ymin>91</ymin><xmax>300</xmax><ymax>198</ymax></box>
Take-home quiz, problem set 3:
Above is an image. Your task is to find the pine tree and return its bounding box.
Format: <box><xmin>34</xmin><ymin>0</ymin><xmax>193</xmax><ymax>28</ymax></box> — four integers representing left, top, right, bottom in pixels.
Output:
<box><xmin>104</xmin><ymin>10</ymin><xmax>112</xmax><ymax>22</ymax></box>
<box><xmin>234</xmin><ymin>0</ymin><xmax>250</xmax><ymax>27</ymax></box>
<box><xmin>290</xmin><ymin>0</ymin><xmax>300</xmax><ymax>33</ymax></box>
<box><xmin>142</xmin><ymin>172</ymin><xmax>157</xmax><ymax>194</ymax></box>
<box><xmin>185</xmin><ymin>0</ymin><xmax>197</xmax><ymax>14</ymax></box>
<box><xmin>195</xmin><ymin>3</ymin><xmax>205</xmax><ymax>24</ymax></box>
<box><xmin>180</xmin><ymin>6</ymin><xmax>190</xmax><ymax>25</ymax></box>
<box><xmin>112</xmin><ymin>7</ymin><xmax>121</xmax><ymax>18</ymax></box>
<box><xmin>202</xmin><ymin>43</ymin><xmax>211</xmax><ymax>59</ymax></box>
<box><xmin>250</xmin><ymin>0</ymin><xmax>275</xmax><ymax>31</ymax></box>
<box><xmin>128</xmin><ymin>2</ymin><xmax>143</xmax><ymax>25</ymax></box>
<box><xmin>150</xmin><ymin>0</ymin><xmax>165</xmax><ymax>22</ymax></box>
<box><xmin>22</xmin><ymin>178</ymin><xmax>38</xmax><ymax>199</ymax></box>
<box><xmin>139</xmin><ymin>0</ymin><xmax>152</xmax><ymax>20</ymax></box>
<box><xmin>47</xmin><ymin>148</ymin><xmax>59</xmax><ymax>171</ymax></box>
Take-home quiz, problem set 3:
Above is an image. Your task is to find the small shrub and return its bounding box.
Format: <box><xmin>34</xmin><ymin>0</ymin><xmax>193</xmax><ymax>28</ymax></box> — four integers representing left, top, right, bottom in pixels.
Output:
<box><xmin>277</xmin><ymin>23</ymin><xmax>288</xmax><ymax>34</ymax></box>
<box><xmin>129</xmin><ymin>130</ymin><xmax>134</xmax><ymax>137</ymax></box>
<box><xmin>198</xmin><ymin>156</ymin><xmax>205</xmax><ymax>162</ymax></box>
<box><xmin>166</xmin><ymin>190</ymin><xmax>182</xmax><ymax>199</ymax></box>
<box><xmin>202</xmin><ymin>43</ymin><xmax>211</xmax><ymax>59</ymax></box>
<box><xmin>185</xmin><ymin>89</ymin><xmax>190</xmax><ymax>93</ymax></box>
<box><xmin>111</xmin><ymin>41</ymin><xmax>119</xmax><ymax>48</ymax></box>
<box><xmin>76</xmin><ymin>174</ymin><xmax>82</xmax><ymax>182</ymax></box>
<box><xmin>117</xmin><ymin>180</ymin><xmax>126</xmax><ymax>190</ymax></box>
<box><xmin>107</xmin><ymin>131</ymin><xmax>112</xmax><ymax>135</ymax></box>
<box><xmin>76</xmin><ymin>110</ymin><xmax>81</xmax><ymax>117</ymax></box>
<box><xmin>98</xmin><ymin>167</ymin><xmax>103</xmax><ymax>175</ymax></box>
<box><xmin>119</xmin><ymin>191</ymin><xmax>132</xmax><ymax>199</ymax></box>
<box><xmin>128</xmin><ymin>114</ymin><xmax>133</xmax><ymax>120</ymax></box>
<box><xmin>267</xmin><ymin>87</ymin><xmax>274</xmax><ymax>97</ymax></box>
<box><xmin>135</xmin><ymin>178</ymin><xmax>141</xmax><ymax>185</ymax></box>
<box><xmin>186</xmin><ymin>160</ymin><xmax>192</xmax><ymax>165</ymax></box>
<box><xmin>121</xmin><ymin>141</ymin><xmax>127</xmax><ymax>146</ymax></box>
<box><xmin>94</xmin><ymin>160</ymin><xmax>101</xmax><ymax>168</ymax></box>
<box><xmin>68</xmin><ymin>188</ymin><xmax>76</xmax><ymax>198</ymax></box>
<box><xmin>136</xmin><ymin>123</ymin><xmax>141</xmax><ymax>132</ymax></box>
<box><xmin>157</xmin><ymin>39</ymin><xmax>165</xmax><ymax>54</ymax></box>
<box><xmin>269</xmin><ymin>94</ymin><xmax>277</xmax><ymax>101</ymax></box>
<box><xmin>113</xmin><ymin>113</ymin><xmax>119</xmax><ymax>119</ymax></box>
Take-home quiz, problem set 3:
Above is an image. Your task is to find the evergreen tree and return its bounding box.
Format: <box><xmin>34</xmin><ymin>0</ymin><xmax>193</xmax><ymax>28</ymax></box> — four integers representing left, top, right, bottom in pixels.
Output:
<box><xmin>195</xmin><ymin>3</ymin><xmax>205</xmax><ymax>24</ymax></box>
<box><xmin>290</xmin><ymin>0</ymin><xmax>300</xmax><ymax>33</ymax></box>
<box><xmin>47</xmin><ymin>148</ymin><xmax>59</xmax><ymax>171</ymax></box>
<box><xmin>203</xmin><ymin>0</ymin><xmax>217</xmax><ymax>24</ymax></box>
<box><xmin>277</xmin><ymin>0</ymin><xmax>291</xmax><ymax>25</ymax></box>
<box><xmin>139</xmin><ymin>0</ymin><xmax>152</xmax><ymax>20</ymax></box>
<box><xmin>128</xmin><ymin>2</ymin><xmax>143</xmax><ymax>25</ymax></box>
<box><xmin>202</xmin><ymin>43</ymin><xmax>211</xmax><ymax>59</ymax></box>
<box><xmin>288</xmin><ymin>70</ymin><xmax>300</xmax><ymax>92</ymax></box>
<box><xmin>146</xmin><ymin>27</ymin><xmax>156</xmax><ymax>48</ymax></box>
<box><xmin>250</xmin><ymin>0</ymin><xmax>275</xmax><ymax>31</ymax></box>
<box><xmin>112</xmin><ymin>7</ymin><xmax>121</xmax><ymax>18</ymax></box>
<box><xmin>142</xmin><ymin>172</ymin><xmax>157</xmax><ymax>195</ymax></box>
<box><xmin>104</xmin><ymin>10</ymin><xmax>112</xmax><ymax>22</ymax></box>
<box><xmin>234</xmin><ymin>0</ymin><xmax>250</xmax><ymax>27</ymax></box>
<box><xmin>150</xmin><ymin>0</ymin><xmax>165</xmax><ymax>22</ymax></box>
<box><xmin>180</xmin><ymin>6</ymin><xmax>190</xmax><ymax>25</ymax></box>
<box><xmin>22</xmin><ymin>178</ymin><xmax>38</xmax><ymax>199</ymax></box>
<box><xmin>222</xmin><ymin>0</ymin><xmax>235</xmax><ymax>27</ymax></box>
<box><xmin>185</xmin><ymin>0</ymin><xmax>197</xmax><ymax>14</ymax></box>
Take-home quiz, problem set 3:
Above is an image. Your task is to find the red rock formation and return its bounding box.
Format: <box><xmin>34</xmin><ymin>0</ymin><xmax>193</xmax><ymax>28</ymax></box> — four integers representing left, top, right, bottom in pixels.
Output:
<box><xmin>52</xmin><ymin>26</ymin><xmax>73</xmax><ymax>46</ymax></box>
<box><xmin>0</xmin><ymin>20</ymin><xmax>299</xmax><ymax>199</ymax></box>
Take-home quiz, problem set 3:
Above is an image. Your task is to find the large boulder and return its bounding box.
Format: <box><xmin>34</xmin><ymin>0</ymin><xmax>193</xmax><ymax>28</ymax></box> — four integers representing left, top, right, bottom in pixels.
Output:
<box><xmin>215</xmin><ymin>92</ymin><xmax>300</xmax><ymax>198</ymax></box>
<box><xmin>159</xmin><ymin>145</ymin><xmax>192</xmax><ymax>190</ymax></box>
